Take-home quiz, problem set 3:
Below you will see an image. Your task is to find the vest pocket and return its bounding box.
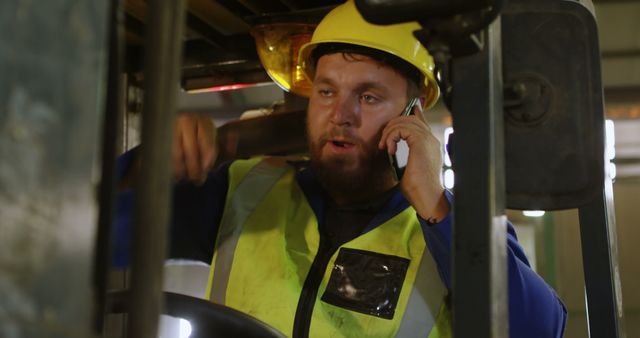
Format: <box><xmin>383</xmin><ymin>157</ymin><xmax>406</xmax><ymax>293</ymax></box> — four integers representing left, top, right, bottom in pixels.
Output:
<box><xmin>321</xmin><ymin>248</ymin><xmax>410</xmax><ymax>320</ymax></box>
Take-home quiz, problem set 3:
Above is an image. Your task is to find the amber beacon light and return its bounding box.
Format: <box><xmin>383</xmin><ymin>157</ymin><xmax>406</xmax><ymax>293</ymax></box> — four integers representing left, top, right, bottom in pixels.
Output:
<box><xmin>251</xmin><ymin>23</ymin><xmax>316</xmax><ymax>97</ymax></box>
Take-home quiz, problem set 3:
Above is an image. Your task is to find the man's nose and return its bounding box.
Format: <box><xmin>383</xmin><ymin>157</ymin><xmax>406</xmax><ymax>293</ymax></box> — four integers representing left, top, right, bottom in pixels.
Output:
<box><xmin>330</xmin><ymin>96</ymin><xmax>360</xmax><ymax>127</ymax></box>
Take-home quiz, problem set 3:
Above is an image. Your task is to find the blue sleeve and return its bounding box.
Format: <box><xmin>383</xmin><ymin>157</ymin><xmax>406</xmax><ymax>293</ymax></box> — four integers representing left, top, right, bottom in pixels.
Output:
<box><xmin>112</xmin><ymin>148</ymin><xmax>231</xmax><ymax>268</ymax></box>
<box><xmin>420</xmin><ymin>191</ymin><xmax>567</xmax><ymax>338</ymax></box>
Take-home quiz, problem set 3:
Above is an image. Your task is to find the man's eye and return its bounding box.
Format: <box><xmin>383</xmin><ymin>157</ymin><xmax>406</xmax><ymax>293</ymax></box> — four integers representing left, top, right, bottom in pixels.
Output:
<box><xmin>361</xmin><ymin>94</ymin><xmax>378</xmax><ymax>104</ymax></box>
<box><xmin>318</xmin><ymin>89</ymin><xmax>333</xmax><ymax>97</ymax></box>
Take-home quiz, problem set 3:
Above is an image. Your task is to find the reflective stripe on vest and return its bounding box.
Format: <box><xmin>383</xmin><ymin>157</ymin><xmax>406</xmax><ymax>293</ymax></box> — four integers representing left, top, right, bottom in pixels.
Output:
<box><xmin>397</xmin><ymin>239</ymin><xmax>447</xmax><ymax>338</ymax></box>
<box><xmin>206</xmin><ymin>157</ymin><xmax>290</xmax><ymax>304</ymax></box>
<box><xmin>206</xmin><ymin>157</ymin><xmax>450</xmax><ymax>338</ymax></box>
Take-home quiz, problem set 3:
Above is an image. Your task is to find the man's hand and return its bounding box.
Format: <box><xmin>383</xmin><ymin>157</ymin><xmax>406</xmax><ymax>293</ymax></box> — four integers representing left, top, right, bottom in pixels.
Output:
<box><xmin>378</xmin><ymin>106</ymin><xmax>448</xmax><ymax>223</ymax></box>
<box><xmin>173</xmin><ymin>113</ymin><xmax>217</xmax><ymax>184</ymax></box>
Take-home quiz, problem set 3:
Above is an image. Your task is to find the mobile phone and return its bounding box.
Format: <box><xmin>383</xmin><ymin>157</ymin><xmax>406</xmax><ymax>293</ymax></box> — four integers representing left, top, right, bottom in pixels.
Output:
<box><xmin>388</xmin><ymin>97</ymin><xmax>420</xmax><ymax>180</ymax></box>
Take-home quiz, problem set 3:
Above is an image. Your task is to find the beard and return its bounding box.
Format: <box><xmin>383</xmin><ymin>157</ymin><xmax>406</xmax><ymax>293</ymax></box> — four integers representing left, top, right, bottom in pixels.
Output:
<box><xmin>308</xmin><ymin>126</ymin><xmax>396</xmax><ymax>204</ymax></box>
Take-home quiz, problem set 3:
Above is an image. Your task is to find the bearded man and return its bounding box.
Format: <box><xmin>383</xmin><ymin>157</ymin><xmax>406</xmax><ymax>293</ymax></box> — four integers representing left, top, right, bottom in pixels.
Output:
<box><xmin>116</xmin><ymin>1</ymin><xmax>567</xmax><ymax>337</ymax></box>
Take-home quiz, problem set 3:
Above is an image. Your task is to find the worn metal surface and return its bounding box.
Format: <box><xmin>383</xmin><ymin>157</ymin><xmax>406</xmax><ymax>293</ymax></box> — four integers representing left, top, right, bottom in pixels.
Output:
<box><xmin>579</xmin><ymin>176</ymin><xmax>626</xmax><ymax>338</ymax></box>
<box><xmin>450</xmin><ymin>20</ymin><xmax>508</xmax><ymax>338</ymax></box>
<box><xmin>0</xmin><ymin>1</ymin><xmax>109</xmax><ymax>338</ymax></box>
<box><xmin>502</xmin><ymin>0</ymin><xmax>605</xmax><ymax>210</ymax></box>
<box><xmin>127</xmin><ymin>1</ymin><xmax>186</xmax><ymax>338</ymax></box>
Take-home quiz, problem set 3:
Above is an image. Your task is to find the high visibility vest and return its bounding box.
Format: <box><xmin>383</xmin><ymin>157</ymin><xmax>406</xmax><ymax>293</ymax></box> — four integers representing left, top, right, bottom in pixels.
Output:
<box><xmin>206</xmin><ymin>157</ymin><xmax>451</xmax><ymax>338</ymax></box>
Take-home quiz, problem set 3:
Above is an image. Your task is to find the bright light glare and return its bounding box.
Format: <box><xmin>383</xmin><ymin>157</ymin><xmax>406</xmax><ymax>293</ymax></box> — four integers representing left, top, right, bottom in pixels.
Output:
<box><xmin>443</xmin><ymin>127</ymin><xmax>454</xmax><ymax>167</ymax></box>
<box><xmin>444</xmin><ymin>169</ymin><xmax>455</xmax><ymax>189</ymax></box>
<box><xmin>179</xmin><ymin>319</ymin><xmax>192</xmax><ymax>338</ymax></box>
<box><xmin>187</xmin><ymin>83</ymin><xmax>258</xmax><ymax>93</ymax></box>
<box><xmin>608</xmin><ymin>162</ymin><xmax>617</xmax><ymax>180</ymax></box>
<box><xmin>605</xmin><ymin>120</ymin><xmax>616</xmax><ymax>161</ymax></box>
<box><xmin>523</xmin><ymin>210</ymin><xmax>545</xmax><ymax>217</ymax></box>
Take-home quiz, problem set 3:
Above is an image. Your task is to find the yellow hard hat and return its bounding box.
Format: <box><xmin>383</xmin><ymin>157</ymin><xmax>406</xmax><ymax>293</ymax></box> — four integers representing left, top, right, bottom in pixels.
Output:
<box><xmin>298</xmin><ymin>0</ymin><xmax>440</xmax><ymax>108</ymax></box>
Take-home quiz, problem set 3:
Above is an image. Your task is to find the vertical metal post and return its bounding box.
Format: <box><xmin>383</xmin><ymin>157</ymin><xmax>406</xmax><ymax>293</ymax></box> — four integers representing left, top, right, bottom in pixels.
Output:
<box><xmin>128</xmin><ymin>1</ymin><xmax>185</xmax><ymax>338</ymax></box>
<box><xmin>94</xmin><ymin>0</ymin><xmax>124</xmax><ymax>333</ymax></box>
<box><xmin>450</xmin><ymin>19</ymin><xmax>508</xmax><ymax>338</ymax></box>
<box><xmin>578</xmin><ymin>176</ymin><xmax>626</xmax><ymax>338</ymax></box>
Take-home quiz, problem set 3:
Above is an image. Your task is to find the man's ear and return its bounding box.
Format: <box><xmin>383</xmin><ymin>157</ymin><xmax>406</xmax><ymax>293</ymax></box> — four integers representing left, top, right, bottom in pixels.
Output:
<box><xmin>417</xmin><ymin>95</ymin><xmax>427</xmax><ymax>112</ymax></box>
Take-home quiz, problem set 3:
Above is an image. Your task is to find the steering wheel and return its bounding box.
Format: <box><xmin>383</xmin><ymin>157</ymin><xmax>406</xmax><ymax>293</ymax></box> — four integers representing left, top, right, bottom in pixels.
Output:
<box><xmin>107</xmin><ymin>290</ymin><xmax>287</xmax><ymax>338</ymax></box>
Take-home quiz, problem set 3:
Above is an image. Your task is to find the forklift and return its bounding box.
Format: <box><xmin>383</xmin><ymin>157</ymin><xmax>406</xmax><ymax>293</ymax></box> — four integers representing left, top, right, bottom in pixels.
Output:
<box><xmin>0</xmin><ymin>0</ymin><xmax>625</xmax><ymax>337</ymax></box>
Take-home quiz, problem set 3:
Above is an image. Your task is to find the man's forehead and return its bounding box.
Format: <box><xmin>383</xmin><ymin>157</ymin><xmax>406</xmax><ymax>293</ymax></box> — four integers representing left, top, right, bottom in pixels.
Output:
<box><xmin>313</xmin><ymin>53</ymin><xmax>408</xmax><ymax>94</ymax></box>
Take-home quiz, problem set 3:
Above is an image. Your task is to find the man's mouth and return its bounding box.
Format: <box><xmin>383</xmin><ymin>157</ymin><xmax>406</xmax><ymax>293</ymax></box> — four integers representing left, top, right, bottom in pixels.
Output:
<box><xmin>325</xmin><ymin>138</ymin><xmax>357</xmax><ymax>154</ymax></box>
<box><xmin>331</xmin><ymin>140</ymin><xmax>354</xmax><ymax>148</ymax></box>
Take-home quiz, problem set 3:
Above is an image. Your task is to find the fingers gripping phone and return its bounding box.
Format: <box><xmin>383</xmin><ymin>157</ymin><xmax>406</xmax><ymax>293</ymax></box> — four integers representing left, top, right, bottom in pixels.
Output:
<box><xmin>388</xmin><ymin>97</ymin><xmax>421</xmax><ymax>181</ymax></box>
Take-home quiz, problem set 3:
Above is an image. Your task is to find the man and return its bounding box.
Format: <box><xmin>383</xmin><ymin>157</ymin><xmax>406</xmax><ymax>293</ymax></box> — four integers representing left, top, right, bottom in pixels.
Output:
<box><xmin>117</xmin><ymin>1</ymin><xmax>567</xmax><ymax>337</ymax></box>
